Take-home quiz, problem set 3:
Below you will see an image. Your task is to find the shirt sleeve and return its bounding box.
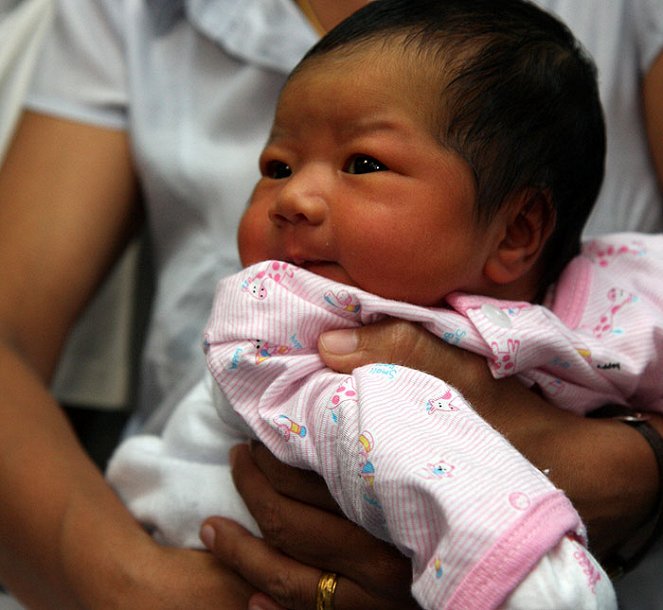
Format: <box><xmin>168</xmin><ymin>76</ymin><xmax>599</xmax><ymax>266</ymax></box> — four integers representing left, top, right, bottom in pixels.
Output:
<box><xmin>25</xmin><ymin>0</ymin><xmax>128</xmax><ymax>129</ymax></box>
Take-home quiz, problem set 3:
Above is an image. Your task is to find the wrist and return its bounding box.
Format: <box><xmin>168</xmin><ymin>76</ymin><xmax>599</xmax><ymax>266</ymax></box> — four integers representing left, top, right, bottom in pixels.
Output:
<box><xmin>474</xmin><ymin>384</ymin><xmax>659</xmax><ymax>559</ymax></box>
<box><xmin>551</xmin><ymin>413</ymin><xmax>659</xmax><ymax>559</ymax></box>
<box><xmin>588</xmin><ymin>408</ymin><xmax>663</xmax><ymax>577</ymax></box>
<box><xmin>52</xmin><ymin>472</ymin><xmax>162</xmax><ymax>609</ymax></box>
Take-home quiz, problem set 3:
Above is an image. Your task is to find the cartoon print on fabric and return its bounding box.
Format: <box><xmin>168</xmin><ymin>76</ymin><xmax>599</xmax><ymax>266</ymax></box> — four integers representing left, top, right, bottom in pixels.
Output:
<box><xmin>430</xmin><ymin>556</ymin><xmax>444</xmax><ymax>580</ymax></box>
<box><xmin>226</xmin><ymin>347</ymin><xmax>244</xmax><ymax>370</ymax></box>
<box><xmin>419</xmin><ymin>458</ymin><xmax>456</xmax><ymax>480</ymax></box>
<box><xmin>543</xmin><ymin>378</ymin><xmax>565</xmax><ymax>397</ymax></box>
<box><xmin>593</xmin><ymin>287</ymin><xmax>638</xmax><ymax>338</ymax></box>
<box><xmin>358</xmin><ymin>431</ymin><xmax>380</xmax><ymax>507</ymax></box>
<box><xmin>490</xmin><ymin>338</ymin><xmax>521</xmax><ymax>377</ymax></box>
<box><xmin>242</xmin><ymin>261</ymin><xmax>296</xmax><ymax>299</ymax></box>
<box><xmin>584</xmin><ymin>239</ymin><xmax>647</xmax><ymax>267</ymax></box>
<box><xmin>252</xmin><ymin>338</ymin><xmax>293</xmax><ymax>364</ymax></box>
<box><xmin>328</xmin><ymin>377</ymin><xmax>358</xmax><ymax>423</ymax></box>
<box><xmin>273</xmin><ymin>414</ymin><xmax>307</xmax><ymax>441</ymax></box>
<box><xmin>358</xmin><ymin>432</ymin><xmax>375</xmax><ymax>487</ymax></box>
<box><xmin>504</xmin><ymin>305</ymin><xmax>525</xmax><ymax>318</ymax></box>
<box><xmin>549</xmin><ymin>343</ymin><xmax>592</xmax><ymax>370</ymax></box>
<box><xmin>576</xmin><ymin>346</ymin><xmax>593</xmax><ymax>363</ymax></box>
<box><xmin>323</xmin><ymin>289</ymin><xmax>361</xmax><ymax>315</ymax></box>
<box><xmin>426</xmin><ymin>385</ymin><xmax>465</xmax><ymax>415</ymax></box>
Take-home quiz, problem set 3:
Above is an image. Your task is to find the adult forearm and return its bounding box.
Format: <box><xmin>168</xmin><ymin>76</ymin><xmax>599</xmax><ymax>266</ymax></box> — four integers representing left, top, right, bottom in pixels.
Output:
<box><xmin>0</xmin><ymin>343</ymin><xmax>146</xmax><ymax>607</ymax></box>
<box><xmin>317</xmin><ymin>320</ymin><xmax>660</xmax><ymax>559</ymax></box>
<box><xmin>0</xmin><ymin>343</ymin><xmax>256</xmax><ymax>609</ymax></box>
<box><xmin>466</xmin><ymin>374</ymin><xmax>659</xmax><ymax>560</ymax></box>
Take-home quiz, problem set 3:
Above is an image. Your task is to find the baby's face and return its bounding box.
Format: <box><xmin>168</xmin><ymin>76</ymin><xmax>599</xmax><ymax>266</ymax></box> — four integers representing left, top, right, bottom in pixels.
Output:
<box><xmin>239</xmin><ymin>48</ymin><xmax>497</xmax><ymax>306</ymax></box>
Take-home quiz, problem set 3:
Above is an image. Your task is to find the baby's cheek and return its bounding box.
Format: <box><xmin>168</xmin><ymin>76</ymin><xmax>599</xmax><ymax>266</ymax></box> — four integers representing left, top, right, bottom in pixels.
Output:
<box><xmin>237</xmin><ymin>210</ymin><xmax>265</xmax><ymax>265</ymax></box>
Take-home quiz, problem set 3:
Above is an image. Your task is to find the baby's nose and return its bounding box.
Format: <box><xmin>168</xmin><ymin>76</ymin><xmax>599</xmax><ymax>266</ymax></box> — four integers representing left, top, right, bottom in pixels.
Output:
<box><xmin>269</xmin><ymin>174</ymin><xmax>327</xmax><ymax>226</ymax></box>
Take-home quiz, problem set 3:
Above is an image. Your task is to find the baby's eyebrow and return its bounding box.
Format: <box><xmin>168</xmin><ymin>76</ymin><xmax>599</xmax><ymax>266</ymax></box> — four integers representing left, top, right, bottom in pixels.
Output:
<box><xmin>263</xmin><ymin>116</ymin><xmax>414</xmax><ymax>151</ymax></box>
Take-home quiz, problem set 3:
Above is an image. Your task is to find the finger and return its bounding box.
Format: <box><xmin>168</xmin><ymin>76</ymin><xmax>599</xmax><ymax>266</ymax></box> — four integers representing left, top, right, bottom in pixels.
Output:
<box><xmin>246</xmin><ymin>441</ymin><xmax>342</xmax><ymax>515</ymax></box>
<box><xmin>319</xmin><ymin>319</ymin><xmax>493</xmax><ymax>401</ymax></box>
<box><xmin>318</xmin><ymin>318</ymin><xmax>444</xmax><ymax>374</ymax></box>
<box><xmin>200</xmin><ymin>518</ymin><xmax>398</xmax><ymax>610</ymax></box>
<box><xmin>230</xmin><ymin>442</ymin><xmax>412</xmax><ymax>599</ymax></box>
<box><xmin>232</xmin><ymin>443</ymin><xmax>362</xmax><ymax>569</ymax></box>
<box><xmin>201</xmin><ymin>517</ymin><xmax>316</xmax><ymax>610</ymax></box>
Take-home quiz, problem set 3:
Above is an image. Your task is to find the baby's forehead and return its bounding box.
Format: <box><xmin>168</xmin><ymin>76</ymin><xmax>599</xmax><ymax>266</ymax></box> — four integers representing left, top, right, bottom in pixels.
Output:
<box><xmin>285</xmin><ymin>41</ymin><xmax>455</xmax><ymax>140</ymax></box>
<box><xmin>284</xmin><ymin>53</ymin><xmax>428</xmax><ymax>109</ymax></box>
<box><xmin>292</xmin><ymin>40</ymin><xmax>452</xmax><ymax>102</ymax></box>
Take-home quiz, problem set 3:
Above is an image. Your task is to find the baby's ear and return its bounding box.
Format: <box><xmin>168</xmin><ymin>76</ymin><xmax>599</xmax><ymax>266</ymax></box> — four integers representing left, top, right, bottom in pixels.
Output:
<box><xmin>484</xmin><ymin>189</ymin><xmax>555</xmax><ymax>285</ymax></box>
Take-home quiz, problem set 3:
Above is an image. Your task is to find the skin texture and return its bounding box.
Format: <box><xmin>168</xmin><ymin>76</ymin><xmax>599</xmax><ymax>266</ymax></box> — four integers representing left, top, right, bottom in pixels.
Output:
<box><xmin>0</xmin><ymin>113</ymin><xmax>255</xmax><ymax>609</ymax></box>
<box><xmin>0</xmin><ymin>9</ymin><xmax>661</xmax><ymax>610</ymax></box>
<box><xmin>204</xmin><ymin>44</ymin><xmax>663</xmax><ymax>610</ymax></box>
<box><xmin>240</xmin><ymin>50</ymin><xmax>552</xmax><ymax>306</ymax></box>
<box><xmin>205</xmin><ymin>320</ymin><xmax>663</xmax><ymax>610</ymax></box>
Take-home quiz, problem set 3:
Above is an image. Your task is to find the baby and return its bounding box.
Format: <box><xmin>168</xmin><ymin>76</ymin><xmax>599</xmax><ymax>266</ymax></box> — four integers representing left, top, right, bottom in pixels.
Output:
<box><xmin>108</xmin><ymin>0</ymin><xmax>663</xmax><ymax>607</ymax></box>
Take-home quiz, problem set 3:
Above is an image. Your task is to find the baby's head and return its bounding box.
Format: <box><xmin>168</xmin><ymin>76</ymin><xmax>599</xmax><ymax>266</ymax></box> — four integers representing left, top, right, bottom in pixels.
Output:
<box><xmin>239</xmin><ymin>0</ymin><xmax>605</xmax><ymax>306</ymax></box>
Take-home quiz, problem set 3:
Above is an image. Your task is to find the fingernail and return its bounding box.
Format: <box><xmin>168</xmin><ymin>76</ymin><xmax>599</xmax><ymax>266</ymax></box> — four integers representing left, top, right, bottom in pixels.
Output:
<box><xmin>200</xmin><ymin>524</ymin><xmax>216</xmax><ymax>549</ymax></box>
<box><xmin>319</xmin><ymin>329</ymin><xmax>358</xmax><ymax>354</ymax></box>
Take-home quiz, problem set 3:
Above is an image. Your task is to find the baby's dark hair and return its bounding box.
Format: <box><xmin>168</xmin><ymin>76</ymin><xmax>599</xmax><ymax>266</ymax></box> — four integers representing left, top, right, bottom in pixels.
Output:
<box><xmin>295</xmin><ymin>0</ymin><xmax>605</xmax><ymax>290</ymax></box>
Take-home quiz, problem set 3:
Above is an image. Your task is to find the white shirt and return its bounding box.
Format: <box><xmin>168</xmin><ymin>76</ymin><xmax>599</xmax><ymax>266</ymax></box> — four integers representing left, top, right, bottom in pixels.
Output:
<box><xmin>533</xmin><ymin>0</ymin><xmax>663</xmax><ymax>236</ymax></box>
<box><xmin>23</xmin><ymin>0</ymin><xmax>663</xmax><ymax>607</ymax></box>
<box><xmin>26</xmin><ymin>0</ymin><xmax>318</xmax><ymax>431</ymax></box>
<box><xmin>26</xmin><ymin>0</ymin><xmax>663</xmax><ymax>430</ymax></box>
<box><xmin>530</xmin><ymin>4</ymin><xmax>663</xmax><ymax>607</ymax></box>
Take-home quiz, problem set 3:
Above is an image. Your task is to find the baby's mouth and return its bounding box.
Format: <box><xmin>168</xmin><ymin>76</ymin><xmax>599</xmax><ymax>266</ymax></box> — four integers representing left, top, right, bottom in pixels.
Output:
<box><xmin>287</xmin><ymin>259</ymin><xmax>355</xmax><ymax>287</ymax></box>
<box><xmin>285</xmin><ymin>256</ymin><xmax>329</xmax><ymax>268</ymax></box>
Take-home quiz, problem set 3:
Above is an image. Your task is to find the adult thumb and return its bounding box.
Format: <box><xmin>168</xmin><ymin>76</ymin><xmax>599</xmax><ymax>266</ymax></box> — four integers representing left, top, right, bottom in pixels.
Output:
<box><xmin>318</xmin><ymin>318</ymin><xmax>437</xmax><ymax>375</ymax></box>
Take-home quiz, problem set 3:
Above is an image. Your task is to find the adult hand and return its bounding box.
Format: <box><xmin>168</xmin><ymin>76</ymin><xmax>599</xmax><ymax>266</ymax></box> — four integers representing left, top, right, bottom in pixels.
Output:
<box><xmin>317</xmin><ymin>319</ymin><xmax>662</xmax><ymax>560</ymax></box>
<box><xmin>201</xmin><ymin>443</ymin><xmax>418</xmax><ymax>610</ymax></box>
<box><xmin>203</xmin><ymin>319</ymin><xmax>661</xmax><ymax>608</ymax></box>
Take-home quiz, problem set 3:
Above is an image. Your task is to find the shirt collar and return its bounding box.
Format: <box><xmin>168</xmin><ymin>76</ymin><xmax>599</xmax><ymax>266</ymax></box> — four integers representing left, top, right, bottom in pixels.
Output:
<box><xmin>146</xmin><ymin>0</ymin><xmax>319</xmax><ymax>73</ymax></box>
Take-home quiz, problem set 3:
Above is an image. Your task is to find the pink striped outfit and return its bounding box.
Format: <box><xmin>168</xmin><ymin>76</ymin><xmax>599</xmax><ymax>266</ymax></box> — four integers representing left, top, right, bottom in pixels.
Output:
<box><xmin>107</xmin><ymin>232</ymin><xmax>663</xmax><ymax>608</ymax></box>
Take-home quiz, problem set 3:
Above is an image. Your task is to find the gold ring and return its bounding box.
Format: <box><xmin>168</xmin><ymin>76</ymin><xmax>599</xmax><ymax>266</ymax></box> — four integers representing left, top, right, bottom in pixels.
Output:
<box><xmin>315</xmin><ymin>571</ymin><xmax>338</xmax><ymax>610</ymax></box>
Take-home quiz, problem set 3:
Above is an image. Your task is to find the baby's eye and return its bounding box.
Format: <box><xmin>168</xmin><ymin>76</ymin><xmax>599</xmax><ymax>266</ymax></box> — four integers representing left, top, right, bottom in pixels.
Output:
<box><xmin>344</xmin><ymin>155</ymin><xmax>389</xmax><ymax>175</ymax></box>
<box><xmin>264</xmin><ymin>160</ymin><xmax>292</xmax><ymax>179</ymax></box>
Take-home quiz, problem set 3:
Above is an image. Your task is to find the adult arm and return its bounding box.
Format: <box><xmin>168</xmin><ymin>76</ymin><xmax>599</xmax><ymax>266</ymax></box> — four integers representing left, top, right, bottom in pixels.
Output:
<box><xmin>204</xmin><ymin>320</ymin><xmax>660</xmax><ymax>609</ymax></box>
<box><xmin>205</xmin><ymin>34</ymin><xmax>663</xmax><ymax>610</ymax></box>
<box><xmin>315</xmin><ymin>321</ymin><xmax>662</xmax><ymax>557</ymax></box>
<box><xmin>0</xmin><ymin>111</ymin><xmax>253</xmax><ymax>608</ymax></box>
<box><xmin>203</xmin><ymin>443</ymin><xmax>418</xmax><ymax>610</ymax></box>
